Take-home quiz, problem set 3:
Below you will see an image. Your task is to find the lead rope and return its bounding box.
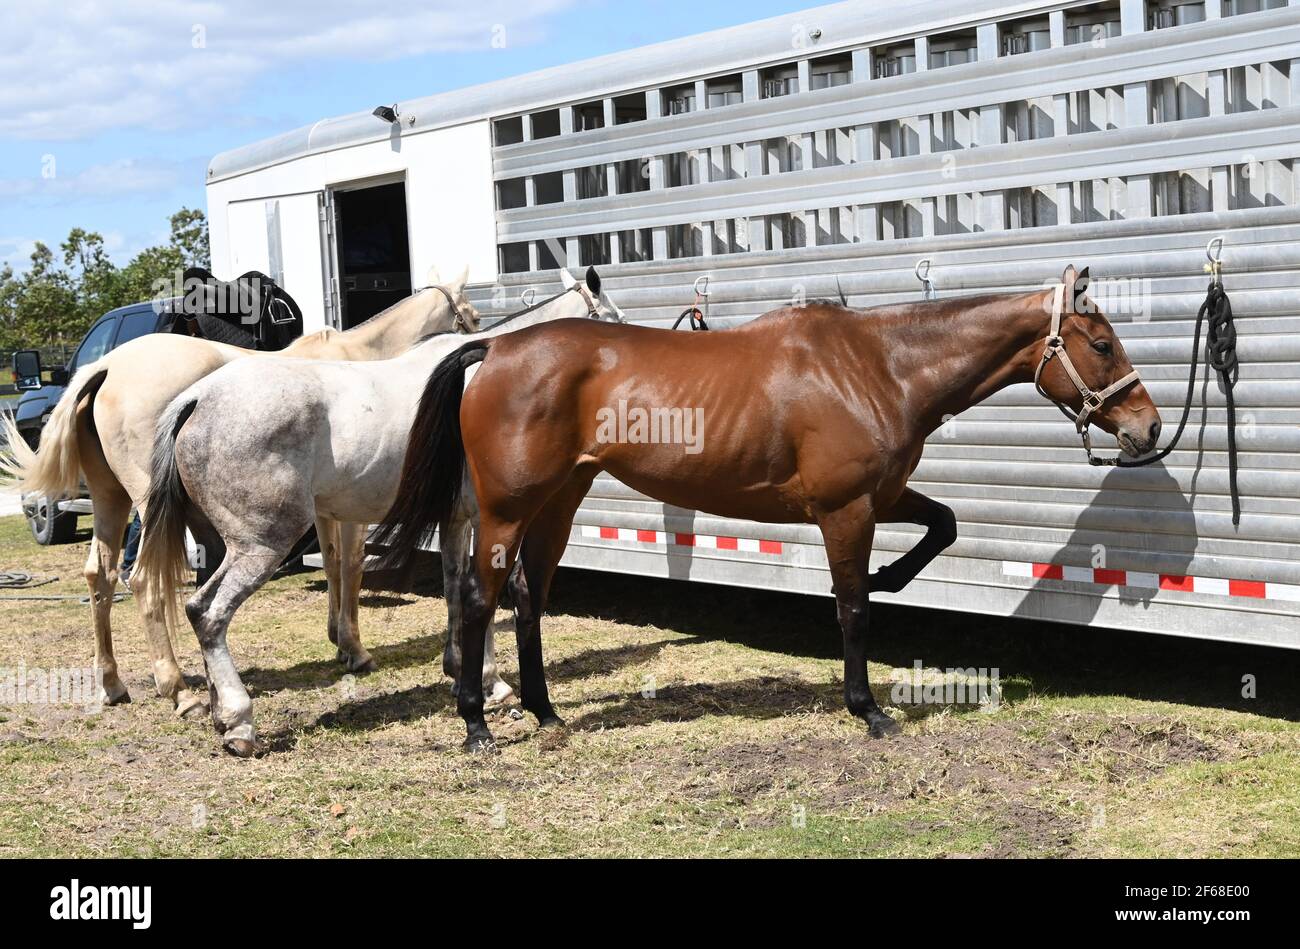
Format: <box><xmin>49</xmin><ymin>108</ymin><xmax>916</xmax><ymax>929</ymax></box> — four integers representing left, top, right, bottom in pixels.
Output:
<box><xmin>1115</xmin><ymin>278</ymin><xmax>1241</xmax><ymax>526</ymax></box>
<box><xmin>672</xmin><ymin>283</ymin><xmax>710</xmax><ymax>331</ymax></box>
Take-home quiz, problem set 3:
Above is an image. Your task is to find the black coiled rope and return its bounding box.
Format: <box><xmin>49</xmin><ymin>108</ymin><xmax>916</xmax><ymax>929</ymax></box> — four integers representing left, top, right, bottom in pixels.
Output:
<box><xmin>1118</xmin><ymin>279</ymin><xmax>1241</xmax><ymax>526</ymax></box>
<box><xmin>671</xmin><ymin>307</ymin><xmax>709</xmax><ymax>331</ymax></box>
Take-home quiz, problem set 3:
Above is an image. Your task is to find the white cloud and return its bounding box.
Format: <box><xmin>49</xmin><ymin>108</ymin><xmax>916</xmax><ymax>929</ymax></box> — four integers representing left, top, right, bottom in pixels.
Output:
<box><xmin>0</xmin><ymin>237</ymin><xmax>40</xmax><ymax>270</ymax></box>
<box><xmin>0</xmin><ymin>0</ymin><xmax>576</xmax><ymax>141</ymax></box>
<box><xmin>0</xmin><ymin>158</ymin><xmax>200</xmax><ymax>204</ymax></box>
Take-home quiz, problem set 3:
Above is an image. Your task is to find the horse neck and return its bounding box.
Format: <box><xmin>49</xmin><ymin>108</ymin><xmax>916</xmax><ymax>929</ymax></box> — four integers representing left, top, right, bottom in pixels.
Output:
<box><xmin>391</xmin><ymin>292</ymin><xmax>591</xmax><ymax>370</ymax></box>
<box><xmin>333</xmin><ymin>291</ymin><xmax>456</xmax><ymax>357</ymax></box>
<box><xmin>880</xmin><ymin>291</ymin><xmax>1051</xmax><ymax>434</ymax></box>
<box><xmin>481</xmin><ymin>292</ymin><xmax>592</xmax><ymax>338</ymax></box>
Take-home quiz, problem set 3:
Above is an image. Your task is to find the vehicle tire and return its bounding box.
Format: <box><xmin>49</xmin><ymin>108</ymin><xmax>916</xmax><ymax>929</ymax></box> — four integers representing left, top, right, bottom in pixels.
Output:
<box><xmin>27</xmin><ymin>494</ymin><xmax>78</xmax><ymax>545</ymax></box>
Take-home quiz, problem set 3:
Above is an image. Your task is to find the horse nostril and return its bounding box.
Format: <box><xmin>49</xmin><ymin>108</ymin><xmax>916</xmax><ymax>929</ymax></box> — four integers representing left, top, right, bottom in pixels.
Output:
<box><xmin>1148</xmin><ymin>419</ymin><xmax>1162</xmax><ymax>444</ymax></box>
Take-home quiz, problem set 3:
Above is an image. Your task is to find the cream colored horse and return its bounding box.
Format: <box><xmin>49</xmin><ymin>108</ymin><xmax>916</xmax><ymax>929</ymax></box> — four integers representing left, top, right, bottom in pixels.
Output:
<box><xmin>1</xmin><ymin>271</ymin><xmax>478</xmax><ymax>716</ymax></box>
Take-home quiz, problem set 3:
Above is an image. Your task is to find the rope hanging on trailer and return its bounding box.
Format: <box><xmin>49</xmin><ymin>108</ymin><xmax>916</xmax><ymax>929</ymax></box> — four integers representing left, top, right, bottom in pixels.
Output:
<box><xmin>671</xmin><ymin>306</ymin><xmax>709</xmax><ymax>331</ymax></box>
<box><xmin>1116</xmin><ymin>278</ymin><xmax>1242</xmax><ymax>526</ymax></box>
<box><xmin>673</xmin><ymin>276</ymin><xmax>711</xmax><ymax>331</ymax></box>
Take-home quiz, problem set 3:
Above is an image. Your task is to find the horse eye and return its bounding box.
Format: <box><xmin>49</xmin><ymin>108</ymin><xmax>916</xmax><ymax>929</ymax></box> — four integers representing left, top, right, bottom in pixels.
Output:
<box><xmin>1091</xmin><ymin>340</ymin><xmax>1112</xmax><ymax>356</ymax></box>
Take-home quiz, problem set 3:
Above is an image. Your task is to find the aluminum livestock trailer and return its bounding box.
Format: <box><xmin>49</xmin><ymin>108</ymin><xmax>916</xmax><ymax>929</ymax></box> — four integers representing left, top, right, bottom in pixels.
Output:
<box><xmin>206</xmin><ymin>0</ymin><xmax>1300</xmax><ymax>647</ymax></box>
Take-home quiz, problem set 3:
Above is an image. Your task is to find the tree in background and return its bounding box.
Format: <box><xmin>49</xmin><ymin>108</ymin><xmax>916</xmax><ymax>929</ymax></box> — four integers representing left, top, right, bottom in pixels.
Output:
<box><xmin>169</xmin><ymin>207</ymin><xmax>210</xmax><ymax>270</ymax></box>
<box><xmin>0</xmin><ymin>207</ymin><xmax>210</xmax><ymax>352</ymax></box>
<box><xmin>62</xmin><ymin>228</ymin><xmax>120</xmax><ymax>334</ymax></box>
<box><xmin>0</xmin><ymin>264</ymin><xmax>23</xmax><ymax>352</ymax></box>
<box><xmin>9</xmin><ymin>243</ymin><xmax>78</xmax><ymax>349</ymax></box>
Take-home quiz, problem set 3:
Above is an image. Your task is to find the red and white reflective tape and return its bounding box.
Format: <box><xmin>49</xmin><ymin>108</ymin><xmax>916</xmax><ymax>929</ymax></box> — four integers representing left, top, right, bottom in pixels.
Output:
<box><xmin>1003</xmin><ymin>560</ymin><xmax>1300</xmax><ymax>602</ymax></box>
<box><xmin>579</xmin><ymin>525</ymin><xmax>783</xmax><ymax>556</ymax></box>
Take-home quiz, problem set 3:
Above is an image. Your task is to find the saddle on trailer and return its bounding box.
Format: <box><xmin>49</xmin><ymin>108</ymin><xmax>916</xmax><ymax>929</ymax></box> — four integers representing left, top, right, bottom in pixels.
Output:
<box><xmin>166</xmin><ymin>267</ymin><xmax>304</xmax><ymax>351</ymax></box>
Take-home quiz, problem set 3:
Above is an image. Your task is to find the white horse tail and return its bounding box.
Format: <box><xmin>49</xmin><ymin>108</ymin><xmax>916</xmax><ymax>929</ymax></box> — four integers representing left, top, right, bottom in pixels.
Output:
<box><xmin>135</xmin><ymin>394</ymin><xmax>199</xmax><ymax>635</ymax></box>
<box><xmin>0</xmin><ymin>358</ymin><xmax>109</xmax><ymax>497</ymax></box>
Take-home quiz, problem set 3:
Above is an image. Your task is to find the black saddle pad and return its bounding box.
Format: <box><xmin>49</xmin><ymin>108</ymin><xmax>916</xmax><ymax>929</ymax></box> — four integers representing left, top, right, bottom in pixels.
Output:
<box><xmin>172</xmin><ymin>267</ymin><xmax>304</xmax><ymax>351</ymax></box>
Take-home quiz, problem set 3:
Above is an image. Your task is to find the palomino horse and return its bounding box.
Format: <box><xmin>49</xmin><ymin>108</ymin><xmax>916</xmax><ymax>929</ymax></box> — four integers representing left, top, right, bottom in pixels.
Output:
<box><xmin>0</xmin><ymin>271</ymin><xmax>478</xmax><ymax>717</ymax></box>
<box><xmin>132</xmin><ymin>268</ymin><xmax>625</xmax><ymax>756</ymax></box>
<box><xmin>377</xmin><ymin>266</ymin><xmax>1162</xmax><ymax>750</ymax></box>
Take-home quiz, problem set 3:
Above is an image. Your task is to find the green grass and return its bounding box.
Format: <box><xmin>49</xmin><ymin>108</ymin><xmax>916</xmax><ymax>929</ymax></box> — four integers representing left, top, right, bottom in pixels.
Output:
<box><xmin>0</xmin><ymin>512</ymin><xmax>1297</xmax><ymax>858</ymax></box>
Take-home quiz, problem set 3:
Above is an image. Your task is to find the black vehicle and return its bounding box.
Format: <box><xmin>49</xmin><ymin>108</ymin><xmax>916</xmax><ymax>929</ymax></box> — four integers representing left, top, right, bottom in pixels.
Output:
<box><xmin>10</xmin><ymin>301</ymin><xmax>171</xmax><ymax>543</ymax></box>
<box><xmin>9</xmin><ymin>269</ymin><xmax>305</xmax><ymax>544</ymax></box>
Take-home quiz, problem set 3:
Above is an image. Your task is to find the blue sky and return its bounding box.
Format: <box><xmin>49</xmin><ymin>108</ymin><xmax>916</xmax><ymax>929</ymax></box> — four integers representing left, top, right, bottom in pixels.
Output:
<box><xmin>0</xmin><ymin>0</ymin><xmax>809</xmax><ymax>273</ymax></box>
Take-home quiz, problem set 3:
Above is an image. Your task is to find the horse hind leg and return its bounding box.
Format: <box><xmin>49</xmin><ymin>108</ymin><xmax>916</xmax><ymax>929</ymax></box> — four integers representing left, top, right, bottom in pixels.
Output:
<box><xmin>508</xmin><ymin>468</ymin><xmax>598</xmax><ymax>730</ymax></box>
<box><xmin>84</xmin><ymin>489</ymin><xmax>132</xmax><ymax>707</ymax></box>
<box><xmin>443</xmin><ymin>491</ymin><xmax>515</xmax><ymax>706</ymax></box>
<box><xmin>455</xmin><ymin>510</ymin><xmax>529</xmax><ymax>752</ymax></box>
<box><xmin>134</xmin><ymin>510</ymin><xmax>211</xmax><ymax>719</ymax></box>
<box><xmin>184</xmin><ymin>543</ymin><xmax>287</xmax><ymax>757</ymax></box>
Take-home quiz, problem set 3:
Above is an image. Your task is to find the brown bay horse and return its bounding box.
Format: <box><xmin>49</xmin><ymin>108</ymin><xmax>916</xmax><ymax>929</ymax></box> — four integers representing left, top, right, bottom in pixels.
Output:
<box><xmin>377</xmin><ymin>266</ymin><xmax>1162</xmax><ymax>750</ymax></box>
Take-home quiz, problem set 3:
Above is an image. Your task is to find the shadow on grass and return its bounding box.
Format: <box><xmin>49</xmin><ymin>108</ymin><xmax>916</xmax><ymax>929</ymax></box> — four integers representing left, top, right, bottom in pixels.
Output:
<box><xmin>561</xmin><ymin>675</ymin><xmax>853</xmax><ymax>732</ymax></box>
<box><xmin>538</xmin><ymin>565</ymin><xmax>1300</xmax><ymax>724</ymax></box>
<box><xmin>240</xmin><ymin>622</ymin><xmax>686</xmax><ymax>699</ymax></box>
<box><xmin>255</xmin><ymin>551</ymin><xmax>1299</xmax><ymax>738</ymax></box>
<box><xmin>259</xmin><ymin>681</ymin><xmax>454</xmax><ymax>753</ymax></box>
<box><xmin>241</xmin><ymin>632</ymin><xmax>442</xmax><ymax>695</ymax></box>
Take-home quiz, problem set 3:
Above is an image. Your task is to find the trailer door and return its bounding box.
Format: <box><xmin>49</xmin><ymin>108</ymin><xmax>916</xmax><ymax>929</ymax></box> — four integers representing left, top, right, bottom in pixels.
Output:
<box><xmin>225</xmin><ymin>192</ymin><xmax>337</xmax><ymax>334</ymax></box>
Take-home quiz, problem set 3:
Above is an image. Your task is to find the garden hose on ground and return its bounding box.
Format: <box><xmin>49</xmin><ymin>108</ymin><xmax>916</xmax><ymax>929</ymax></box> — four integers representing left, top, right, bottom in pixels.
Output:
<box><xmin>0</xmin><ymin>569</ymin><xmax>125</xmax><ymax>603</ymax></box>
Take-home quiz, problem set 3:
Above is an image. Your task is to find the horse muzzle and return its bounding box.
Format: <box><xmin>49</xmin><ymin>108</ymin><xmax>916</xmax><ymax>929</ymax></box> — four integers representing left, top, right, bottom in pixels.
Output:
<box><xmin>1116</xmin><ymin>416</ymin><xmax>1162</xmax><ymax>458</ymax></box>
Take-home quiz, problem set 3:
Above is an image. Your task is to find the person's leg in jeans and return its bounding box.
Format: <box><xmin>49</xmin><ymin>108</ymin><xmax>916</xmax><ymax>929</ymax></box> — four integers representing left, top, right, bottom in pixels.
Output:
<box><xmin>120</xmin><ymin>512</ymin><xmax>142</xmax><ymax>584</ymax></box>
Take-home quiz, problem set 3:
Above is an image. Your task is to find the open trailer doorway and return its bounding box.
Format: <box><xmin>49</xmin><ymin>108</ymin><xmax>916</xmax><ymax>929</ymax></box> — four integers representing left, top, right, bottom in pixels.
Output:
<box><xmin>331</xmin><ymin>178</ymin><xmax>412</xmax><ymax>329</ymax></box>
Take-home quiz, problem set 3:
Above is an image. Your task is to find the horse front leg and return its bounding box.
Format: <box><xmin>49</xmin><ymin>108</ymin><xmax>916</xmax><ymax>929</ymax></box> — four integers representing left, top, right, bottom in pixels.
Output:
<box><xmin>335</xmin><ymin>520</ymin><xmax>375</xmax><ymax>673</ymax></box>
<box><xmin>817</xmin><ymin>497</ymin><xmax>900</xmax><ymax>739</ymax></box>
<box><xmin>315</xmin><ymin>515</ymin><xmax>343</xmax><ymax>648</ymax></box>
<box><xmin>869</xmin><ymin>486</ymin><xmax>957</xmax><ymax>595</ymax></box>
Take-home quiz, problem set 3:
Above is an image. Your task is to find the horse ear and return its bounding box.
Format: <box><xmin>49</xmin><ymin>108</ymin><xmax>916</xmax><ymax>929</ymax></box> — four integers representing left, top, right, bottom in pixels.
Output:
<box><xmin>558</xmin><ymin>268</ymin><xmax>577</xmax><ymax>289</ymax></box>
<box><xmin>426</xmin><ymin>265</ymin><xmax>441</xmax><ymax>286</ymax></box>
<box><xmin>447</xmin><ymin>265</ymin><xmax>469</xmax><ymax>293</ymax></box>
<box><xmin>585</xmin><ymin>266</ymin><xmax>602</xmax><ymax>296</ymax></box>
<box><xmin>1073</xmin><ymin>266</ymin><xmax>1090</xmax><ymax>313</ymax></box>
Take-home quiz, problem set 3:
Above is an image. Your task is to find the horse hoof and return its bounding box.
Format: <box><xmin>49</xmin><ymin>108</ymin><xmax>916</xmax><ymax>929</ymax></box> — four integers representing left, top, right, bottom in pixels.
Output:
<box><xmin>100</xmin><ymin>687</ymin><xmax>130</xmax><ymax>707</ymax></box>
<box><xmin>175</xmin><ymin>693</ymin><xmax>208</xmax><ymax>720</ymax></box>
<box><xmin>223</xmin><ymin>737</ymin><xmax>258</xmax><ymax>758</ymax></box>
<box><xmin>462</xmin><ymin>736</ymin><xmax>498</xmax><ymax>755</ymax></box>
<box><xmin>483</xmin><ymin>682</ymin><xmax>516</xmax><ymax>710</ymax></box>
<box><xmin>867</xmin><ymin>713</ymin><xmax>902</xmax><ymax>739</ymax></box>
<box><xmin>537</xmin><ymin>714</ymin><xmax>566</xmax><ymax>730</ymax></box>
<box><xmin>338</xmin><ymin>650</ymin><xmax>376</xmax><ymax>674</ymax></box>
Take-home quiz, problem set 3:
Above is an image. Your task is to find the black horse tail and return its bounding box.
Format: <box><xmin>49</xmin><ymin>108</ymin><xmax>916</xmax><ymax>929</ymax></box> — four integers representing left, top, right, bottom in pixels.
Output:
<box><xmin>375</xmin><ymin>339</ymin><xmax>491</xmax><ymax>572</ymax></box>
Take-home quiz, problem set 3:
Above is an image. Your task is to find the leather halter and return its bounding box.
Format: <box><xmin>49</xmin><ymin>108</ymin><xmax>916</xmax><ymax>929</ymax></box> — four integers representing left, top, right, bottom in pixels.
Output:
<box><xmin>570</xmin><ymin>281</ymin><xmax>628</xmax><ymax>321</ymax></box>
<box><xmin>423</xmin><ymin>284</ymin><xmax>477</xmax><ymax>332</ymax></box>
<box><xmin>570</xmin><ymin>282</ymin><xmax>604</xmax><ymax>318</ymax></box>
<box><xmin>1034</xmin><ymin>282</ymin><xmax>1142</xmax><ymax>466</ymax></box>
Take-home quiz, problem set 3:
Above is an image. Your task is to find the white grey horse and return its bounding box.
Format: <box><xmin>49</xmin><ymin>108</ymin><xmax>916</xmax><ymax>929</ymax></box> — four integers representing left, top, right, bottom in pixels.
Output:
<box><xmin>133</xmin><ymin>268</ymin><xmax>624</xmax><ymax>756</ymax></box>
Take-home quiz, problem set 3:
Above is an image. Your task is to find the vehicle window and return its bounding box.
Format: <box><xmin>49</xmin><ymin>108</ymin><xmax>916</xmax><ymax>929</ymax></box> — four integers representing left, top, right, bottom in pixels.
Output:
<box><xmin>68</xmin><ymin>317</ymin><xmax>118</xmax><ymax>374</ymax></box>
<box><xmin>114</xmin><ymin>309</ymin><xmax>158</xmax><ymax>347</ymax></box>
